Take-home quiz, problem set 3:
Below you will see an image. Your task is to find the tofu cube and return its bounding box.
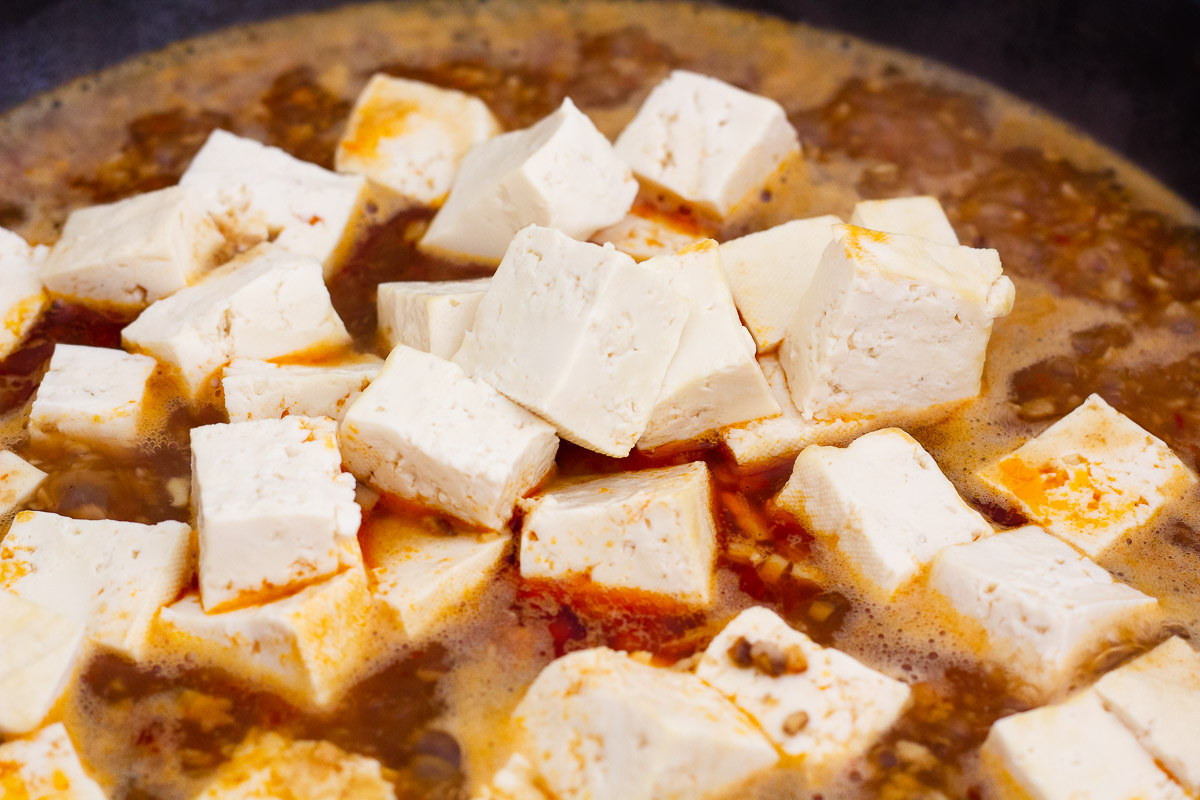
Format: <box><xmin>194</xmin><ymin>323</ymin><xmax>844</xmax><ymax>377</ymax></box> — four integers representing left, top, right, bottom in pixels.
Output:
<box><xmin>122</xmin><ymin>244</ymin><xmax>352</xmax><ymax>399</ymax></box>
<box><xmin>0</xmin><ymin>450</ymin><xmax>47</xmax><ymax>517</ymax></box>
<box><xmin>377</xmin><ymin>277</ymin><xmax>491</xmax><ymax>358</ymax></box>
<box><xmin>340</xmin><ymin>345</ymin><xmax>558</xmax><ymax>530</ymax></box>
<box><xmin>29</xmin><ymin>344</ymin><xmax>158</xmax><ymax>450</ymax></box>
<box><xmin>848</xmin><ymin>196</ymin><xmax>959</xmax><ymax>246</ymax></box>
<box><xmin>0</xmin><ymin>228</ymin><xmax>50</xmax><ymax>361</ymax></box>
<box><xmin>453</xmin><ymin>225</ymin><xmax>688</xmax><ymax>457</ymax></box>
<box><xmin>519</xmin><ymin>462</ymin><xmax>718</xmax><ymax>607</ymax></box>
<box><xmin>614</xmin><ymin>70</ymin><xmax>800</xmax><ymax>217</ymax></box>
<box><xmin>0</xmin><ymin>590</ymin><xmax>85</xmax><ymax>735</ymax></box>
<box><xmin>696</xmin><ymin>607</ymin><xmax>912</xmax><ymax>783</ymax></box>
<box><xmin>978</xmin><ymin>394</ymin><xmax>1197</xmax><ymax>559</ymax></box>
<box><xmin>981</xmin><ymin>690</ymin><xmax>1187</xmax><ymax>800</ymax></box>
<box><xmin>779</xmin><ymin>224</ymin><xmax>1015</xmax><ymax>422</ymax></box>
<box><xmin>336</xmin><ymin>73</ymin><xmax>501</xmax><ymax>206</ymax></box>
<box><xmin>0</xmin><ymin>723</ymin><xmax>107</xmax><ymax>800</ymax></box>
<box><xmin>421</xmin><ymin>99</ymin><xmax>637</xmax><ymax>264</ymax></box>
<box><xmin>192</xmin><ymin>416</ymin><xmax>361</xmax><ymax>612</ymax></box>
<box><xmin>774</xmin><ymin>428</ymin><xmax>993</xmax><ymax>597</ymax></box>
<box><xmin>637</xmin><ymin>240</ymin><xmax>780</xmax><ymax>450</ymax></box>
<box><xmin>590</xmin><ymin>203</ymin><xmax>708</xmax><ymax>262</ymax></box>
<box><xmin>929</xmin><ymin>526</ymin><xmax>1159</xmax><ymax>691</ymax></box>
<box><xmin>514</xmin><ymin>647</ymin><xmax>778</xmax><ymax>800</ymax></box>
<box><xmin>222</xmin><ymin>358</ymin><xmax>380</xmax><ymax>422</ymax></box>
<box><xmin>718</xmin><ymin>215</ymin><xmax>842</xmax><ymax>353</ymax></box>
<box><xmin>40</xmin><ymin>186</ymin><xmax>225</xmax><ymax>310</ymax></box>
<box><xmin>1093</xmin><ymin>637</ymin><xmax>1200</xmax><ymax>795</ymax></box>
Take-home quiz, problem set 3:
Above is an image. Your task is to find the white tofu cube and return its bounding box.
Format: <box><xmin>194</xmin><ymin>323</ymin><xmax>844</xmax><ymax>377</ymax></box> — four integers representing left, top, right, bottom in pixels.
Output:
<box><xmin>848</xmin><ymin>196</ymin><xmax>959</xmax><ymax>246</ymax></box>
<box><xmin>0</xmin><ymin>723</ymin><xmax>107</xmax><ymax>800</ymax></box>
<box><xmin>40</xmin><ymin>186</ymin><xmax>225</xmax><ymax>310</ymax></box>
<box><xmin>774</xmin><ymin>428</ymin><xmax>992</xmax><ymax>597</ymax></box>
<box><xmin>718</xmin><ymin>215</ymin><xmax>842</xmax><ymax>353</ymax></box>
<box><xmin>122</xmin><ymin>244</ymin><xmax>352</xmax><ymax>399</ymax></box>
<box><xmin>29</xmin><ymin>344</ymin><xmax>157</xmax><ymax>450</ymax></box>
<box><xmin>421</xmin><ymin>99</ymin><xmax>637</xmax><ymax>264</ymax></box>
<box><xmin>376</xmin><ymin>277</ymin><xmax>491</xmax><ymax>358</ymax></box>
<box><xmin>978</xmin><ymin>394</ymin><xmax>1197</xmax><ymax>559</ymax></box>
<box><xmin>336</xmin><ymin>74</ymin><xmax>501</xmax><ymax>207</ymax></box>
<box><xmin>453</xmin><ymin>225</ymin><xmax>688</xmax><ymax>457</ymax></box>
<box><xmin>518</xmin><ymin>462</ymin><xmax>718</xmax><ymax>607</ymax></box>
<box><xmin>590</xmin><ymin>204</ymin><xmax>707</xmax><ymax>261</ymax></box>
<box><xmin>1093</xmin><ymin>637</ymin><xmax>1200</xmax><ymax>795</ymax></box>
<box><xmin>614</xmin><ymin>70</ymin><xmax>800</xmax><ymax>217</ymax></box>
<box><xmin>0</xmin><ymin>510</ymin><xmax>192</xmax><ymax>661</ymax></box>
<box><xmin>222</xmin><ymin>358</ymin><xmax>380</xmax><ymax>422</ymax></box>
<box><xmin>929</xmin><ymin>526</ymin><xmax>1159</xmax><ymax>691</ymax></box>
<box><xmin>191</xmin><ymin>416</ymin><xmax>361</xmax><ymax>612</ymax></box>
<box><xmin>0</xmin><ymin>228</ymin><xmax>50</xmax><ymax>361</ymax></box>
<box><xmin>514</xmin><ymin>647</ymin><xmax>778</xmax><ymax>800</ymax></box>
<box><xmin>982</xmin><ymin>690</ymin><xmax>1187</xmax><ymax>800</ymax></box>
<box><xmin>637</xmin><ymin>240</ymin><xmax>780</xmax><ymax>450</ymax></box>
<box><xmin>779</xmin><ymin>224</ymin><xmax>1015</xmax><ymax>422</ymax></box>
<box><xmin>0</xmin><ymin>450</ymin><xmax>47</xmax><ymax>517</ymax></box>
<box><xmin>341</xmin><ymin>345</ymin><xmax>558</xmax><ymax>529</ymax></box>
<box><xmin>0</xmin><ymin>591</ymin><xmax>85</xmax><ymax>735</ymax></box>
<box><xmin>696</xmin><ymin>607</ymin><xmax>912</xmax><ymax>783</ymax></box>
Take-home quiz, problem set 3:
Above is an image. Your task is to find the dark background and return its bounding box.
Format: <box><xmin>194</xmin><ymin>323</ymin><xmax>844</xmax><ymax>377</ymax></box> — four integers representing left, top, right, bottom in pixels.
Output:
<box><xmin>2</xmin><ymin>0</ymin><xmax>1199</xmax><ymax>204</ymax></box>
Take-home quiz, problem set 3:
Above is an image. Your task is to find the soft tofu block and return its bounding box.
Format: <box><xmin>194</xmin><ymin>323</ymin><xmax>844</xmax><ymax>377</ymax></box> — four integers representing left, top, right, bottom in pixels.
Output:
<box><xmin>590</xmin><ymin>203</ymin><xmax>707</xmax><ymax>262</ymax></box>
<box><xmin>421</xmin><ymin>99</ymin><xmax>636</xmax><ymax>264</ymax></box>
<box><xmin>848</xmin><ymin>196</ymin><xmax>959</xmax><ymax>246</ymax></box>
<box><xmin>779</xmin><ymin>224</ymin><xmax>1015</xmax><ymax>422</ymax></box>
<box><xmin>982</xmin><ymin>690</ymin><xmax>1186</xmax><ymax>800</ymax></box>
<box><xmin>122</xmin><ymin>244</ymin><xmax>352</xmax><ymax>398</ymax></box>
<box><xmin>637</xmin><ymin>240</ymin><xmax>780</xmax><ymax>449</ymax></box>
<box><xmin>192</xmin><ymin>416</ymin><xmax>361</xmax><ymax>612</ymax></box>
<box><xmin>0</xmin><ymin>723</ymin><xmax>107</xmax><ymax>800</ymax></box>
<box><xmin>719</xmin><ymin>215</ymin><xmax>842</xmax><ymax>353</ymax></box>
<box><xmin>40</xmin><ymin>186</ymin><xmax>224</xmax><ymax>310</ymax></box>
<box><xmin>0</xmin><ymin>228</ymin><xmax>50</xmax><ymax>361</ymax></box>
<box><xmin>222</xmin><ymin>358</ymin><xmax>380</xmax><ymax>422</ymax></box>
<box><xmin>514</xmin><ymin>647</ymin><xmax>778</xmax><ymax>800</ymax></box>
<box><xmin>775</xmin><ymin>428</ymin><xmax>992</xmax><ymax>597</ymax></box>
<box><xmin>978</xmin><ymin>394</ymin><xmax>1197</xmax><ymax>559</ymax></box>
<box><xmin>519</xmin><ymin>462</ymin><xmax>718</xmax><ymax>606</ymax></box>
<box><xmin>376</xmin><ymin>277</ymin><xmax>491</xmax><ymax>358</ymax></box>
<box><xmin>1093</xmin><ymin>637</ymin><xmax>1200</xmax><ymax>794</ymax></box>
<box><xmin>29</xmin><ymin>344</ymin><xmax>157</xmax><ymax>449</ymax></box>
<box><xmin>341</xmin><ymin>345</ymin><xmax>558</xmax><ymax>529</ymax></box>
<box><xmin>614</xmin><ymin>70</ymin><xmax>800</xmax><ymax>217</ymax></box>
<box><xmin>453</xmin><ymin>225</ymin><xmax>688</xmax><ymax>457</ymax></box>
<box><xmin>697</xmin><ymin>607</ymin><xmax>912</xmax><ymax>783</ymax></box>
<box><xmin>0</xmin><ymin>590</ymin><xmax>85</xmax><ymax>735</ymax></box>
<box><xmin>336</xmin><ymin>73</ymin><xmax>501</xmax><ymax>206</ymax></box>
<box><xmin>0</xmin><ymin>450</ymin><xmax>47</xmax><ymax>517</ymax></box>
<box><xmin>929</xmin><ymin>526</ymin><xmax>1159</xmax><ymax>691</ymax></box>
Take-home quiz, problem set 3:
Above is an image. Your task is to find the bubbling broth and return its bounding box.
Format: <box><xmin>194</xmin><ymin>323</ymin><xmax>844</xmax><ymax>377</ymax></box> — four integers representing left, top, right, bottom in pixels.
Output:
<box><xmin>0</xmin><ymin>2</ymin><xmax>1198</xmax><ymax>799</ymax></box>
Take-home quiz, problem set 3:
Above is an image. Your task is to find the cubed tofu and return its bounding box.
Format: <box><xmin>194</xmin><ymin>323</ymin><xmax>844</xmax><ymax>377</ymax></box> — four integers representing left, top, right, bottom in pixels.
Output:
<box><xmin>978</xmin><ymin>394</ymin><xmax>1197</xmax><ymax>559</ymax></box>
<box><xmin>0</xmin><ymin>591</ymin><xmax>85</xmax><ymax>735</ymax></box>
<box><xmin>718</xmin><ymin>215</ymin><xmax>842</xmax><ymax>353</ymax></box>
<box><xmin>341</xmin><ymin>345</ymin><xmax>558</xmax><ymax>529</ymax></box>
<box><xmin>696</xmin><ymin>607</ymin><xmax>912</xmax><ymax>784</ymax></box>
<box><xmin>590</xmin><ymin>203</ymin><xmax>708</xmax><ymax>262</ymax></box>
<box><xmin>453</xmin><ymin>225</ymin><xmax>688</xmax><ymax>457</ymax></box>
<box><xmin>191</xmin><ymin>416</ymin><xmax>361</xmax><ymax>612</ymax></box>
<box><xmin>779</xmin><ymin>224</ymin><xmax>1015</xmax><ymax>422</ymax></box>
<box><xmin>0</xmin><ymin>450</ymin><xmax>47</xmax><ymax>517</ymax></box>
<box><xmin>421</xmin><ymin>99</ymin><xmax>637</xmax><ymax>264</ymax></box>
<box><xmin>637</xmin><ymin>240</ymin><xmax>780</xmax><ymax>450</ymax></box>
<box><xmin>376</xmin><ymin>278</ymin><xmax>491</xmax><ymax>358</ymax></box>
<box><xmin>195</xmin><ymin>730</ymin><xmax>396</xmax><ymax>800</ymax></box>
<box><xmin>0</xmin><ymin>227</ymin><xmax>50</xmax><ymax>361</ymax></box>
<box><xmin>774</xmin><ymin>428</ymin><xmax>993</xmax><ymax>598</ymax></box>
<box><xmin>1093</xmin><ymin>637</ymin><xmax>1200</xmax><ymax>795</ymax></box>
<box><xmin>519</xmin><ymin>462</ymin><xmax>718</xmax><ymax>607</ymax></box>
<box><xmin>0</xmin><ymin>723</ymin><xmax>107</xmax><ymax>800</ymax></box>
<box><xmin>40</xmin><ymin>186</ymin><xmax>225</xmax><ymax>311</ymax></box>
<box><xmin>0</xmin><ymin>510</ymin><xmax>192</xmax><ymax>661</ymax></box>
<box><xmin>222</xmin><ymin>358</ymin><xmax>381</xmax><ymax>422</ymax></box>
<box><xmin>981</xmin><ymin>690</ymin><xmax>1186</xmax><ymax>800</ymax></box>
<box><xmin>514</xmin><ymin>647</ymin><xmax>778</xmax><ymax>800</ymax></box>
<box><xmin>29</xmin><ymin>344</ymin><xmax>158</xmax><ymax>450</ymax></box>
<box><xmin>929</xmin><ymin>526</ymin><xmax>1159</xmax><ymax>691</ymax></box>
<box><xmin>336</xmin><ymin>74</ymin><xmax>501</xmax><ymax>206</ymax></box>
<box><xmin>614</xmin><ymin>70</ymin><xmax>800</xmax><ymax>218</ymax></box>
<box><xmin>848</xmin><ymin>196</ymin><xmax>959</xmax><ymax>246</ymax></box>
<box><xmin>122</xmin><ymin>244</ymin><xmax>352</xmax><ymax>399</ymax></box>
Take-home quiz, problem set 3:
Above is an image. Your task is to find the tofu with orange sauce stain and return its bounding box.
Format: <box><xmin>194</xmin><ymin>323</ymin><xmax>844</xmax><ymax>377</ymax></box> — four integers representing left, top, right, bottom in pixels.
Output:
<box><xmin>0</xmin><ymin>227</ymin><xmax>49</xmax><ymax>362</ymax></box>
<box><xmin>0</xmin><ymin>450</ymin><xmax>46</xmax><ymax>518</ymax></box>
<box><xmin>590</xmin><ymin>202</ymin><xmax>708</xmax><ymax>262</ymax></box>
<box><xmin>0</xmin><ymin>723</ymin><xmax>107</xmax><ymax>800</ymax></box>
